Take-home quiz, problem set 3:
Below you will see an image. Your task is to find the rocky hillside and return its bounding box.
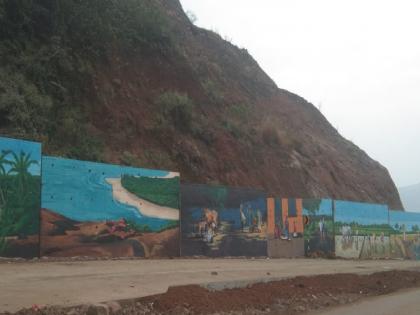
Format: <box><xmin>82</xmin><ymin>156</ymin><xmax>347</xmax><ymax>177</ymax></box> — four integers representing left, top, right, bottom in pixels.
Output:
<box><xmin>0</xmin><ymin>0</ymin><xmax>402</xmax><ymax>209</ymax></box>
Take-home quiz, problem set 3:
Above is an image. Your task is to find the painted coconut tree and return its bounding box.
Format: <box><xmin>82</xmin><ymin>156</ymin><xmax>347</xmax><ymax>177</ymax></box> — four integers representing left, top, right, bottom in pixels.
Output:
<box><xmin>0</xmin><ymin>137</ymin><xmax>42</xmax><ymax>258</ymax></box>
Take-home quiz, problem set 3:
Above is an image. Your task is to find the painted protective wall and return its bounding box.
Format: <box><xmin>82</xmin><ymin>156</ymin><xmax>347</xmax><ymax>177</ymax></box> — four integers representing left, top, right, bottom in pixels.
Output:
<box><xmin>334</xmin><ymin>200</ymin><xmax>391</xmax><ymax>259</ymax></box>
<box><xmin>0</xmin><ymin>137</ymin><xmax>41</xmax><ymax>258</ymax></box>
<box><xmin>41</xmin><ymin>156</ymin><xmax>180</xmax><ymax>258</ymax></box>
<box><xmin>389</xmin><ymin>210</ymin><xmax>420</xmax><ymax>260</ymax></box>
<box><xmin>267</xmin><ymin>198</ymin><xmax>304</xmax><ymax>258</ymax></box>
<box><xmin>181</xmin><ymin>184</ymin><xmax>267</xmax><ymax>257</ymax></box>
<box><xmin>303</xmin><ymin>199</ymin><xmax>334</xmax><ymax>257</ymax></box>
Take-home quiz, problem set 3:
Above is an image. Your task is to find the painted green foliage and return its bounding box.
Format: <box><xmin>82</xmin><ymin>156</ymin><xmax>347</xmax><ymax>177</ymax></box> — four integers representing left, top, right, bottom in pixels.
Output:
<box><xmin>0</xmin><ymin>138</ymin><xmax>41</xmax><ymax>257</ymax></box>
<box><xmin>121</xmin><ymin>175</ymin><xmax>180</xmax><ymax>209</ymax></box>
<box><xmin>303</xmin><ymin>199</ymin><xmax>322</xmax><ymax>240</ymax></box>
<box><xmin>303</xmin><ymin>199</ymin><xmax>334</xmax><ymax>240</ymax></box>
<box><xmin>302</xmin><ymin>199</ymin><xmax>335</xmax><ymax>257</ymax></box>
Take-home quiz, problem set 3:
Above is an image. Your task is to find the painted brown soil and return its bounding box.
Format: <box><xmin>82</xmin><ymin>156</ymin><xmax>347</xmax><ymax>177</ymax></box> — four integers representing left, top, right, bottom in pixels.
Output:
<box><xmin>4</xmin><ymin>269</ymin><xmax>420</xmax><ymax>315</ymax></box>
<box><xmin>1</xmin><ymin>235</ymin><xmax>39</xmax><ymax>259</ymax></box>
<box><xmin>40</xmin><ymin>209</ymin><xmax>179</xmax><ymax>258</ymax></box>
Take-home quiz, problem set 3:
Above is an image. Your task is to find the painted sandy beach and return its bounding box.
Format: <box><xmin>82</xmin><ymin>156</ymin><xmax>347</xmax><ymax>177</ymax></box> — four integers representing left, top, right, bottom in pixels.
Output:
<box><xmin>40</xmin><ymin>157</ymin><xmax>181</xmax><ymax>258</ymax></box>
<box><xmin>106</xmin><ymin>178</ymin><xmax>179</xmax><ymax>221</ymax></box>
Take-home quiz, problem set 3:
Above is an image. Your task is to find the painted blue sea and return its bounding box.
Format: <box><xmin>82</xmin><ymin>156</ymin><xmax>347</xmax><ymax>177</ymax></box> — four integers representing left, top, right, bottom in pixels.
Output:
<box><xmin>0</xmin><ymin>137</ymin><xmax>41</xmax><ymax>176</ymax></box>
<box><xmin>390</xmin><ymin>210</ymin><xmax>420</xmax><ymax>232</ymax></box>
<box><xmin>41</xmin><ymin>156</ymin><xmax>178</xmax><ymax>231</ymax></box>
<box><xmin>335</xmin><ymin>200</ymin><xmax>388</xmax><ymax>225</ymax></box>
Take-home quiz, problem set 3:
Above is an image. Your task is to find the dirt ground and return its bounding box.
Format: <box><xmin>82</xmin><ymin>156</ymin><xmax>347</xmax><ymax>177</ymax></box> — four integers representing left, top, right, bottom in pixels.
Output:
<box><xmin>3</xmin><ymin>269</ymin><xmax>420</xmax><ymax>315</ymax></box>
<box><xmin>0</xmin><ymin>258</ymin><xmax>419</xmax><ymax>314</ymax></box>
<box><xmin>139</xmin><ymin>270</ymin><xmax>420</xmax><ymax>315</ymax></box>
<box><xmin>316</xmin><ymin>288</ymin><xmax>420</xmax><ymax>315</ymax></box>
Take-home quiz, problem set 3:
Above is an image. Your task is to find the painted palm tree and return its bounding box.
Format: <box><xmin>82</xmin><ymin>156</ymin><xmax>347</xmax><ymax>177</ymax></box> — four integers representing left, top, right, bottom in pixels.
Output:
<box><xmin>0</xmin><ymin>150</ymin><xmax>12</xmax><ymax>208</ymax></box>
<box><xmin>8</xmin><ymin>151</ymin><xmax>39</xmax><ymax>193</ymax></box>
<box><xmin>0</xmin><ymin>150</ymin><xmax>12</xmax><ymax>176</ymax></box>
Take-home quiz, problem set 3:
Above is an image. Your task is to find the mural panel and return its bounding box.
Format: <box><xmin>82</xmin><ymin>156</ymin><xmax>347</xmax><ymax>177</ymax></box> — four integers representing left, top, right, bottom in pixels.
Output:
<box><xmin>181</xmin><ymin>184</ymin><xmax>267</xmax><ymax>257</ymax></box>
<box><xmin>303</xmin><ymin>199</ymin><xmax>334</xmax><ymax>257</ymax></box>
<box><xmin>389</xmin><ymin>210</ymin><xmax>420</xmax><ymax>260</ymax></box>
<box><xmin>267</xmin><ymin>198</ymin><xmax>304</xmax><ymax>258</ymax></box>
<box><xmin>334</xmin><ymin>201</ymin><xmax>391</xmax><ymax>259</ymax></box>
<box><xmin>0</xmin><ymin>137</ymin><xmax>41</xmax><ymax>258</ymax></box>
<box><xmin>41</xmin><ymin>157</ymin><xmax>180</xmax><ymax>258</ymax></box>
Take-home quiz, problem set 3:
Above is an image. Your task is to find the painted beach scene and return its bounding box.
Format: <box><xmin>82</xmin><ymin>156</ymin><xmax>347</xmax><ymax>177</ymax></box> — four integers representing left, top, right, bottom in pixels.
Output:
<box><xmin>303</xmin><ymin>199</ymin><xmax>334</xmax><ymax>257</ymax></box>
<box><xmin>181</xmin><ymin>184</ymin><xmax>267</xmax><ymax>257</ymax></box>
<box><xmin>0</xmin><ymin>137</ymin><xmax>41</xmax><ymax>258</ymax></box>
<box><xmin>334</xmin><ymin>201</ymin><xmax>392</xmax><ymax>259</ymax></box>
<box><xmin>41</xmin><ymin>157</ymin><xmax>180</xmax><ymax>258</ymax></box>
<box><xmin>389</xmin><ymin>210</ymin><xmax>420</xmax><ymax>260</ymax></box>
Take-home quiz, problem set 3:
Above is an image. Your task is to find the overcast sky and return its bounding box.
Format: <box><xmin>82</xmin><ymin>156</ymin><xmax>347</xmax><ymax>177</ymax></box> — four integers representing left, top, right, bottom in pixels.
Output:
<box><xmin>180</xmin><ymin>0</ymin><xmax>420</xmax><ymax>188</ymax></box>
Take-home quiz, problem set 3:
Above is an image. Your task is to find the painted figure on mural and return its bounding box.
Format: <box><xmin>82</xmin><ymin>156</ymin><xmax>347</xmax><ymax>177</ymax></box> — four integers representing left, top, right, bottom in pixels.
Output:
<box><xmin>355</xmin><ymin>229</ymin><xmax>359</xmax><ymax>250</ymax></box>
<box><xmin>240</xmin><ymin>204</ymin><xmax>247</xmax><ymax>232</ymax></box>
<box><xmin>319</xmin><ymin>217</ymin><xmax>325</xmax><ymax>242</ymax></box>
<box><xmin>248</xmin><ymin>206</ymin><xmax>253</xmax><ymax>228</ymax></box>
<box><xmin>292</xmin><ymin>220</ymin><xmax>298</xmax><ymax>238</ymax></box>
<box><xmin>181</xmin><ymin>185</ymin><xmax>267</xmax><ymax>257</ymax></box>
<box><xmin>257</xmin><ymin>209</ymin><xmax>262</xmax><ymax>232</ymax></box>
<box><xmin>274</xmin><ymin>220</ymin><xmax>281</xmax><ymax>239</ymax></box>
<box><xmin>199</xmin><ymin>208</ymin><xmax>218</xmax><ymax>243</ymax></box>
<box><xmin>284</xmin><ymin>216</ymin><xmax>290</xmax><ymax>240</ymax></box>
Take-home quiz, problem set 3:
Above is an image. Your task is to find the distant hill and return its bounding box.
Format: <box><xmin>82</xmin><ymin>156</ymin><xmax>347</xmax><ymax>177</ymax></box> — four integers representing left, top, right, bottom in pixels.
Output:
<box><xmin>0</xmin><ymin>0</ymin><xmax>403</xmax><ymax>209</ymax></box>
<box><xmin>399</xmin><ymin>183</ymin><xmax>420</xmax><ymax>211</ymax></box>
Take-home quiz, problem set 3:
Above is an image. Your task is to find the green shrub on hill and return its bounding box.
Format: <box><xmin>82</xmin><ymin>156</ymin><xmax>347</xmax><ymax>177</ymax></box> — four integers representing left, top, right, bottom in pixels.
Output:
<box><xmin>0</xmin><ymin>0</ymin><xmax>173</xmax><ymax>159</ymax></box>
<box><xmin>155</xmin><ymin>91</ymin><xmax>194</xmax><ymax>132</ymax></box>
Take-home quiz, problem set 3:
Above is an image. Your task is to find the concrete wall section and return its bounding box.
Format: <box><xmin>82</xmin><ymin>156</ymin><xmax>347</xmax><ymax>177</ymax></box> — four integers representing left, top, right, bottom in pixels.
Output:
<box><xmin>0</xmin><ymin>137</ymin><xmax>41</xmax><ymax>258</ymax></box>
<box><xmin>181</xmin><ymin>184</ymin><xmax>267</xmax><ymax>257</ymax></box>
<box><xmin>303</xmin><ymin>199</ymin><xmax>334</xmax><ymax>257</ymax></box>
<box><xmin>267</xmin><ymin>198</ymin><xmax>304</xmax><ymax>258</ymax></box>
<box><xmin>389</xmin><ymin>210</ymin><xmax>420</xmax><ymax>260</ymax></box>
<box><xmin>40</xmin><ymin>156</ymin><xmax>180</xmax><ymax>258</ymax></box>
<box><xmin>334</xmin><ymin>201</ymin><xmax>391</xmax><ymax>259</ymax></box>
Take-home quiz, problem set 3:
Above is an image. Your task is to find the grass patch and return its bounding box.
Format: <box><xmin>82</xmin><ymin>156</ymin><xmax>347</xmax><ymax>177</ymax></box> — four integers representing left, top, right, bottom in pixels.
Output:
<box><xmin>121</xmin><ymin>175</ymin><xmax>179</xmax><ymax>209</ymax></box>
<box><xmin>334</xmin><ymin>222</ymin><xmax>394</xmax><ymax>236</ymax></box>
<box><xmin>155</xmin><ymin>91</ymin><xmax>194</xmax><ymax>132</ymax></box>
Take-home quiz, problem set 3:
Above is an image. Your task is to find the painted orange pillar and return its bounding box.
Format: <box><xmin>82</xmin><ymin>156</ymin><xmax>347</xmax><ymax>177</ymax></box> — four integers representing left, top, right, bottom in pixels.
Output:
<box><xmin>267</xmin><ymin>198</ymin><xmax>275</xmax><ymax>237</ymax></box>
<box><xmin>295</xmin><ymin>198</ymin><xmax>304</xmax><ymax>233</ymax></box>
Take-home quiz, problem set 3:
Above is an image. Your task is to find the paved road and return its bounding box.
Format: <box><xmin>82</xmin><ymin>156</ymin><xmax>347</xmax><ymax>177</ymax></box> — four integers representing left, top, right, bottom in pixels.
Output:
<box><xmin>0</xmin><ymin>258</ymin><xmax>419</xmax><ymax>312</ymax></box>
<box><xmin>314</xmin><ymin>288</ymin><xmax>420</xmax><ymax>315</ymax></box>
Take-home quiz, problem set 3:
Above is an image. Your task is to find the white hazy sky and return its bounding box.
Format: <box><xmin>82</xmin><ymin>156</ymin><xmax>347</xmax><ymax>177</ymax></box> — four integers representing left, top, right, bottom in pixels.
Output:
<box><xmin>180</xmin><ymin>0</ymin><xmax>420</xmax><ymax>188</ymax></box>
